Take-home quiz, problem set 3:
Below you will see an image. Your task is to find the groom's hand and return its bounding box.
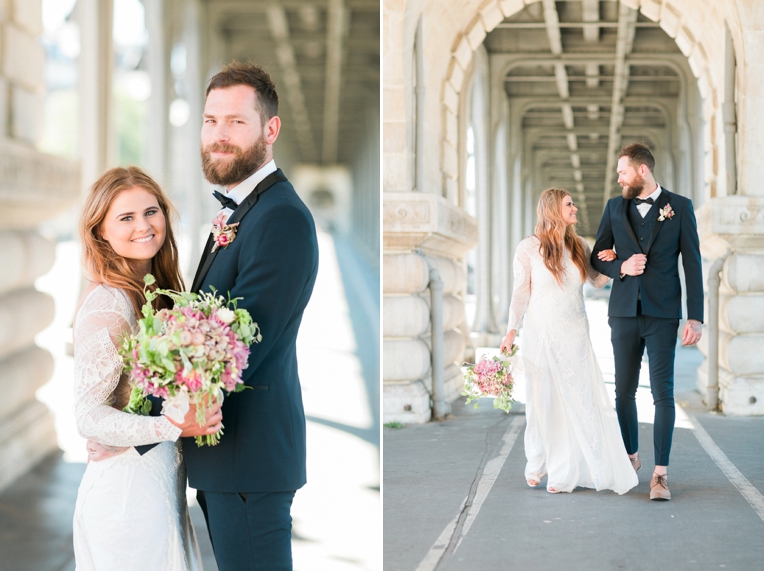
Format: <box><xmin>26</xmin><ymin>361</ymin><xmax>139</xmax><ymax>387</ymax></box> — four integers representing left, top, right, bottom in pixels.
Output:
<box><xmin>620</xmin><ymin>253</ymin><xmax>647</xmax><ymax>276</ymax></box>
<box><xmin>166</xmin><ymin>399</ymin><xmax>223</xmax><ymax>438</ymax></box>
<box><xmin>86</xmin><ymin>440</ymin><xmax>128</xmax><ymax>462</ymax></box>
<box><xmin>682</xmin><ymin>319</ymin><xmax>703</xmax><ymax>346</ymax></box>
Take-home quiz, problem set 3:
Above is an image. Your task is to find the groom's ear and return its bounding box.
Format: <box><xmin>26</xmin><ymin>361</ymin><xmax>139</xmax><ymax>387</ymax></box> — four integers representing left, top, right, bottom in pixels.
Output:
<box><xmin>265</xmin><ymin>115</ymin><xmax>281</xmax><ymax>145</ymax></box>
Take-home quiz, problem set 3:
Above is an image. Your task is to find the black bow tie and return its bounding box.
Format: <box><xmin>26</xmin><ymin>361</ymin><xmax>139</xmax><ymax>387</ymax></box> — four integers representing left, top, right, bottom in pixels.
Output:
<box><xmin>212</xmin><ymin>190</ymin><xmax>238</xmax><ymax>210</ymax></box>
<box><xmin>633</xmin><ymin>197</ymin><xmax>654</xmax><ymax>205</ymax></box>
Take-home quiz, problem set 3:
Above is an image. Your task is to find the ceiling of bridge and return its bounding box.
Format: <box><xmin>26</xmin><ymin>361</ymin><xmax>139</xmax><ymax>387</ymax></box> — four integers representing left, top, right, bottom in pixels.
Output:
<box><xmin>206</xmin><ymin>0</ymin><xmax>379</xmax><ymax>167</ymax></box>
<box><xmin>485</xmin><ymin>0</ymin><xmax>683</xmax><ymax>234</ymax></box>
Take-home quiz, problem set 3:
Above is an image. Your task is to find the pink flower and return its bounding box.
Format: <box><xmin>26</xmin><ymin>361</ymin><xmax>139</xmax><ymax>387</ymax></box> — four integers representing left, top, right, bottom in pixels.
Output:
<box><xmin>658</xmin><ymin>203</ymin><xmax>675</xmax><ymax>221</ymax></box>
<box><xmin>181</xmin><ymin>370</ymin><xmax>202</xmax><ymax>392</ymax></box>
<box><xmin>151</xmin><ymin>385</ymin><xmax>170</xmax><ymax>399</ymax></box>
<box><xmin>221</xmin><ymin>368</ymin><xmax>238</xmax><ymax>392</ymax></box>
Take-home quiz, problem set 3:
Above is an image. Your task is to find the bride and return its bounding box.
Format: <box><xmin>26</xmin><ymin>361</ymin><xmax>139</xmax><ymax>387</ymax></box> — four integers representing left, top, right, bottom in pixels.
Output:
<box><xmin>500</xmin><ymin>188</ymin><xmax>638</xmax><ymax>495</ymax></box>
<box><xmin>72</xmin><ymin>166</ymin><xmax>221</xmax><ymax>570</ymax></box>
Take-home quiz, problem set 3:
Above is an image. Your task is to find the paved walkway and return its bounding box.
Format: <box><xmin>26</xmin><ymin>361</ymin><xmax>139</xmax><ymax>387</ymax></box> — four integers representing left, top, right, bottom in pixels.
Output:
<box><xmin>384</xmin><ymin>298</ymin><xmax>764</xmax><ymax>571</ymax></box>
<box><xmin>0</xmin><ymin>229</ymin><xmax>380</xmax><ymax>571</ymax></box>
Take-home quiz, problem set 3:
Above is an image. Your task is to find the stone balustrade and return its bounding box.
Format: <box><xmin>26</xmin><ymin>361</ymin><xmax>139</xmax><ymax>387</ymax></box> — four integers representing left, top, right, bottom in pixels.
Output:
<box><xmin>697</xmin><ymin>197</ymin><xmax>764</xmax><ymax>415</ymax></box>
<box><xmin>0</xmin><ymin>1</ymin><xmax>80</xmax><ymax>492</ymax></box>
<box><xmin>383</xmin><ymin>191</ymin><xmax>477</xmax><ymax>424</ymax></box>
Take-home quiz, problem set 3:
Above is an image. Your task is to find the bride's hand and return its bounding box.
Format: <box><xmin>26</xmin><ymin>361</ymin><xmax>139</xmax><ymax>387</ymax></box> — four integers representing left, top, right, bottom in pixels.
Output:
<box><xmin>500</xmin><ymin>330</ymin><xmax>517</xmax><ymax>354</ymax></box>
<box><xmin>166</xmin><ymin>399</ymin><xmax>224</xmax><ymax>438</ymax></box>
<box><xmin>86</xmin><ymin>440</ymin><xmax>128</xmax><ymax>463</ymax></box>
<box><xmin>598</xmin><ymin>249</ymin><xmax>617</xmax><ymax>262</ymax></box>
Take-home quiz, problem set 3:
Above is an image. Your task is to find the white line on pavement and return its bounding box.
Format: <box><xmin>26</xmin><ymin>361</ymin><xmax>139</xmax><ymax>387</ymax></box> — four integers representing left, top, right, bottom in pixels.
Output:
<box><xmin>685</xmin><ymin>409</ymin><xmax>764</xmax><ymax>524</ymax></box>
<box><xmin>413</xmin><ymin>497</ymin><xmax>467</xmax><ymax>571</ymax></box>
<box><xmin>414</xmin><ymin>416</ymin><xmax>526</xmax><ymax>571</ymax></box>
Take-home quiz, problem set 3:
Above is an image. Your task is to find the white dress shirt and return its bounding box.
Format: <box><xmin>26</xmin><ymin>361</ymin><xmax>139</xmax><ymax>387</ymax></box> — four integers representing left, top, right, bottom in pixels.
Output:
<box><xmin>216</xmin><ymin>159</ymin><xmax>277</xmax><ymax>220</ymax></box>
<box><xmin>635</xmin><ymin>184</ymin><xmax>662</xmax><ymax>218</ymax></box>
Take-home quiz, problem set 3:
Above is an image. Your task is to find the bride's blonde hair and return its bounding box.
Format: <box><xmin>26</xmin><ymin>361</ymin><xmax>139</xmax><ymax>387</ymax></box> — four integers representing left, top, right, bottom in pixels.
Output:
<box><xmin>534</xmin><ymin>188</ymin><xmax>588</xmax><ymax>286</ymax></box>
<box><xmin>79</xmin><ymin>166</ymin><xmax>184</xmax><ymax>315</ymax></box>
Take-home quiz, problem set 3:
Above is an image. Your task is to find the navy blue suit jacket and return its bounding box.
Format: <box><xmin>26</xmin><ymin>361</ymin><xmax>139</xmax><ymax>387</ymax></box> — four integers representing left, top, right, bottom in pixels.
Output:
<box><xmin>590</xmin><ymin>188</ymin><xmax>703</xmax><ymax>322</ymax></box>
<box><xmin>182</xmin><ymin>169</ymin><xmax>318</xmax><ymax>493</ymax></box>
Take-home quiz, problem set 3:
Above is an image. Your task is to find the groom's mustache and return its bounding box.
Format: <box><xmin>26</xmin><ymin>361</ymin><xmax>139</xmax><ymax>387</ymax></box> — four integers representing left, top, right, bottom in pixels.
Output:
<box><xmin>204</xmin><ymin>143</ymin><xmax>242</xmax><ymax>155</ymax></box>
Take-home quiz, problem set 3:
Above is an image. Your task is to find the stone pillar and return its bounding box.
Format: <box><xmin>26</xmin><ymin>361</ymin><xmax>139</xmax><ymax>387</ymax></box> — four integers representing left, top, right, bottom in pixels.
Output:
<box><xmin>697</xmin><ymin>196</ymin><xmax>764</xmax><ymax>415</ymax></box>
<box><xmin>77</xmin><ymin>0</ymin><xmax>115</xmax><ymax>188</ymax></box>
<box><xmin>383</xmin><ymin>192</ymin><xmax>477</xmax><ymax>424</ymax></box>
<box><xmin>470</xmin><ymin>47</ymin><xmax>500</xmax><ymax>345</ymax></box>
<box><xmin>0</xmin><ymin>1</ymin><xmax>80</xmax><ymax>492</ymax></box>
<box><xmin>145</xmin><ymin>0</ymin><xmax>171</xmax><ymax>187</ymax></box>
<box><xmin>181</xmin><ymin>0</ymin><xmax>205</xmax><ymax>279</ymax></box>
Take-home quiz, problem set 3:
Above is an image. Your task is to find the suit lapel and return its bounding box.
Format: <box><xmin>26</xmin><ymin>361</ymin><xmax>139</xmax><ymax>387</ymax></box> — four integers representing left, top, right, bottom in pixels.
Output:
<box><xmin>620</xmin><ymin>198</ymin><xmax>640</xmax><ymax>250</ymax></box>
<box><xmin>190</xmin><ymin>169</ymin><xmax>288</xmax><ymax>293</ymax></box>
<box><xmin>644</xmin><ymin>189</ymin><xmax>671</xmax><ymax>255</ymax></box>
<box><xmin>191</xmin><ymin>234</ymin><xmax>216</xmax><ymax>292</ymax></box>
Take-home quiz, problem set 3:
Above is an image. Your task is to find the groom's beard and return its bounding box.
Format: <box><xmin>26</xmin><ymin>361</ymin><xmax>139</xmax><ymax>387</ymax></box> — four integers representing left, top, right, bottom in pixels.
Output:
<box><xmin>621</xmin><ymin>174</ymin><xmax>645</xmax><ymax>200</ymax></box>
<box><xmin>201</xmin><ymin>135</ymin><xmax>268</xmax><ymax>187</ymax></box>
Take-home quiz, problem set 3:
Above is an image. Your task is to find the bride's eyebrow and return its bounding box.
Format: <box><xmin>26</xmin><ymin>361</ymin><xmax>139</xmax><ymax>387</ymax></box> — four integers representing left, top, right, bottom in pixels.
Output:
<box><xmin>115</xmin><ymin>207</ymin><xmax>157</xmax><ymax>218</ymax></box>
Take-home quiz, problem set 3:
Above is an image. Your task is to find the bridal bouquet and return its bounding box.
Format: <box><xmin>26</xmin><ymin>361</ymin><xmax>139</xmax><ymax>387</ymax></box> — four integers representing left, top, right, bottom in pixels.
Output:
<box><xmin>462</xmin><ymin>344</ymin><xmax>518</xmax><ymax>413</ymax></box>
<box><xmin>119</xmin><ymin>275</ymin><xmax>261</xmax><ymax>446</ymax></box>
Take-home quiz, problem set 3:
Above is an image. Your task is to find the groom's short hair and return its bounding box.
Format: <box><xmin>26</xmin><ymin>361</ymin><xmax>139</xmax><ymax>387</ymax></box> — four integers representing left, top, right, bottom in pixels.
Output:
<box><xmin>206</xmin><ymin>61</ymin><xmax>279</xmax><ymax>124</ymax></box>
<box><xmin>619</xmin><ymin>142</ymin><xmax>655</xmax><ymax>173</ymax></box>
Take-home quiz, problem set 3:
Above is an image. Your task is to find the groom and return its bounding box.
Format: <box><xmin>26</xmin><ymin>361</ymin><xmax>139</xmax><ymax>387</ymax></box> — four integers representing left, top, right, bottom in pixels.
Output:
<box><xmin>591</xmin><ymin>142</ymin><xmax>703</xmax><ymax>501</ymax></box>
<box><xmin>184</xmin><ymin>62</ymin><xmax>318</xmax><ymax>569</ymax></box>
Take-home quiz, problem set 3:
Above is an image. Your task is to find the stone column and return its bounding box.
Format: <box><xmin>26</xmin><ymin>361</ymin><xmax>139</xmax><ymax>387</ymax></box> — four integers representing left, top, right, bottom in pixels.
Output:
<box><xmin>383</xmin><ymin>192</ymin><xmax>476</xmax><ymax>424</ymax></box>
<box><xmin>697</xmin><ymin>196</ymin><xmax>764</xmax><ymax>415</ymax></box>
<box><xmin>470</xmin><ymin>47</ymin><xmax>500</xmax><ymax>345</ymax></box>
<box><xmin>181</xmin><ymin>0</ymin><xmax>205</xmax><ymax>279</ymax></box>
<box><xmin>145</xmin><ymin>0</ymin><xmax>171</xmax><ymax>187</ymax></box>
<box><xmin>0</xmin><ymin>1</ymin><xmax>80</xmax><ymax>492</ymax></box>
<box><xmin>77</xmin><ymin>0</ymin><xmax>115</xmax><ymax>188</ymax></box>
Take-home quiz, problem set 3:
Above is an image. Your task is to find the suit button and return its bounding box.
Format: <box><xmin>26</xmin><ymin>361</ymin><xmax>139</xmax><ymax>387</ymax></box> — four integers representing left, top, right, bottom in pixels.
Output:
<box><xmin>641</xmin><ymin>222</ymin><xmax>645</xmax><ymax>226</ymax></box>
<box><xmin>640</xmin><ymin>237</ymin><xmax>644</xmax><ymax>241</ymax></box>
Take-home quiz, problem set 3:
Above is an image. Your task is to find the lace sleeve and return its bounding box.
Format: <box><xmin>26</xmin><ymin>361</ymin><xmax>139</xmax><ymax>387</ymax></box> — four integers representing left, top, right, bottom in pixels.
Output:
<box><xmin>507</xmin><ymin>238</ymin><xmax>533</xmax><ymax>333</ymax></box>
<box><xmin>580</xmin><ymin>237</ymin><xmax>610</xmax><ymax>289</ymax></box>
<box><xmin>73</xmin><ymin>285</ymin><xmax>181</xmax><ymax>446</ymax></box>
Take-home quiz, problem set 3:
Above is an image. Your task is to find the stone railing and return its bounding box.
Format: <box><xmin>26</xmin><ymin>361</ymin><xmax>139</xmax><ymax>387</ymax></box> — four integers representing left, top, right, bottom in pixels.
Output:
<box><xmin>697</xmin><ymin>195</ymin><xmax>764</xmax><ymax>415</ymax></box>
<box><xmin>383</xmin><ymin>192</ymin><xmax>477</xmax><ymax>423</ymax></box>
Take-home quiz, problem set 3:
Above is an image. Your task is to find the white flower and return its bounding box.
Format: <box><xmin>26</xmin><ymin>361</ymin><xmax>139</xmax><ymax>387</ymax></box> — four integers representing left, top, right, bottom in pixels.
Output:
<box><xmin>161</xmin><ymin>391</ymin><xmax>190</xmax><ymax>424</ymax></box>
<box><xmin>217</xmin><ymin>307</ymin><xmax>236</xmax><ymax>324</ymax></box>
<box><xmin>658</xmin><ymin>203</ymin><xmax>675</xmax><ymax>222</ymax></box>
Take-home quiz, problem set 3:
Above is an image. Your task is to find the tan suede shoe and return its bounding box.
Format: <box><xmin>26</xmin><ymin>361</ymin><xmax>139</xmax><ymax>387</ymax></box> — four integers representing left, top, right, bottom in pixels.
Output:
<box><xmin>629</xmin><ymin>453</ymin><xmax>642</xmax><ymax>473</ymax></box>
<box><xmin>650</xmin><ymin>473</ymin><xmax>671</xmax><ymax>501</ymax></box>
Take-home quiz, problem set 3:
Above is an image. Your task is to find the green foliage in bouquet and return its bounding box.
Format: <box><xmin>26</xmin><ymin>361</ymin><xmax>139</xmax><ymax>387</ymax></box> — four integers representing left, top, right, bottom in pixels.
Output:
<box><xmin>119</xmin><ymin>274</ymin><xmax>261</xmax><ymax>446</ymax></box>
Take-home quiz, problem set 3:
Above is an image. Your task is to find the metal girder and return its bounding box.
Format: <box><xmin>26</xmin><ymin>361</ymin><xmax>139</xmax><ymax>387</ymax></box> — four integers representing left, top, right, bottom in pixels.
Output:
<box><xmin>582</xmin><ymin>0</ymin><xmax>600</xmax><ymax>43</ymax></box>
<box><xmin>209</xmin><ymin>0</ymin><xmax>378</xmax><ymax>12</ymax></box>
<box><xmin>504</xmin><ymin>75</ymin><xmax>679</xmax><ymax>82</ymax></box>
<box><xmin>322</xmin><ymin>0</ymin><xmax>344</xmax><ymax>164</ymax></box>
<box><xmin>494</xmin><ymin>22</ymin><xmax>660</xmax><ymax>29</ymax></box>
<box><xmin>266</xmin><ymin>4</ymin><xmax>317</xmax><ymax>161</ymax></box>
<box><xmin>602</xmin><ymin>3</ymin><xmax>638</xmax><ymax>204</ymax></box>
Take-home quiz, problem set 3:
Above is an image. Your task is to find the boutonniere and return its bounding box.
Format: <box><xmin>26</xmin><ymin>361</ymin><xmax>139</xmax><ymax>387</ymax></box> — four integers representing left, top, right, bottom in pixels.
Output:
<box><xmin>658</xmin><ymin>203</ymin><xmax>675</xmax><ymax>221</ymax></box>
<box><xmin>211</xmin><ymin>215</ymin><xmax>239</xmax><ymax>252</ymax></box>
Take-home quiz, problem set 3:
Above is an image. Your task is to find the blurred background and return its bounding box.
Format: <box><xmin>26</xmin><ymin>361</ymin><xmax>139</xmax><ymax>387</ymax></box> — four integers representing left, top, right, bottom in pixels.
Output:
<box><xmin>0</xmin><ymin>1</ymin><xmax>380</xmax><ymax>569</ymax></box>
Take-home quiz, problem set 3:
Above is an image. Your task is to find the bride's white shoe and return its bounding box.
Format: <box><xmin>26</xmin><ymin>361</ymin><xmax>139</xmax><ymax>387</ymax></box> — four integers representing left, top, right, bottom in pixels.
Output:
<box><xmin>526</xmin><ymin>472</ymin><xmax>546</xmax><ymax>487</ymax></box>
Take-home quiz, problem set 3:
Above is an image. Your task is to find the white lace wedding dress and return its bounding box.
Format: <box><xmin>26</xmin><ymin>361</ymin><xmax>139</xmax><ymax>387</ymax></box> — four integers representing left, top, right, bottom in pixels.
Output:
<box><xmin>72</xmin><ymin>284</ymin><xmax>202</xmax><ymax>570</ymax></box>
<box><xmin>508</xmin><ymin>236</ymin><xmax>638</xmax><ymax>494</ymax></box>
